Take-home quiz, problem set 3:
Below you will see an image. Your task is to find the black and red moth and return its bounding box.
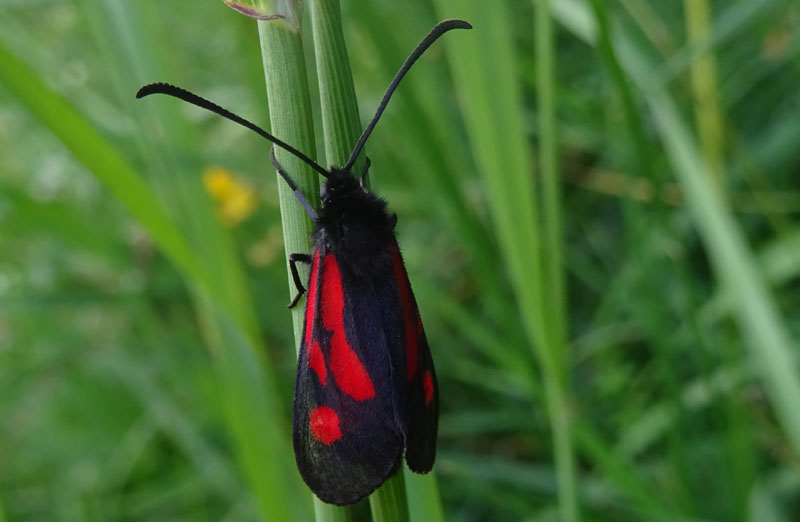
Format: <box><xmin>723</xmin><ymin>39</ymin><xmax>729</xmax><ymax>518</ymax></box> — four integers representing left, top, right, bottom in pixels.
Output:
<box><xmin>137</xmin><ymin>19</ymin><xmax>471</xmax><ymax>505</ymax></box>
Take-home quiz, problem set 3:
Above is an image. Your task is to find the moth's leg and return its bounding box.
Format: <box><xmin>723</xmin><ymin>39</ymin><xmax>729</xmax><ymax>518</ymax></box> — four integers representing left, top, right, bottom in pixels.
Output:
<box><xmin>358</xmin><ymin>157</ymin><xmax>372</xmax><ymax>187</ymax></box>
<box><xmin>287</xmin><ymin>253</ymin><xmax>313</xmax><ymax>309</ymax></box>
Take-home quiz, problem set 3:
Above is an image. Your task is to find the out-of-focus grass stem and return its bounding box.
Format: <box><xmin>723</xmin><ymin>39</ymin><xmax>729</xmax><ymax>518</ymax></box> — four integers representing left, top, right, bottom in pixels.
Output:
<box><xmin>536</xmin><ymin>1</ymin><xmax>579</xmax><ymax>521</ymax></box>
<box><xmin>683</xmin><ymin>0</ymin><xmax>726</xmax><ymax>195</ymax></box>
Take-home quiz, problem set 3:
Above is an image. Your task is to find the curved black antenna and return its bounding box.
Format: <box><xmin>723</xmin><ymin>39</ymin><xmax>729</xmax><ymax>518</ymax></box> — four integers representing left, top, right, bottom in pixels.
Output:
<box><xmin>342</xmin><ymin>19</ymin><xmax>472</xmax><ymax>172</ymax></box>
<box><xmin>137</xmin><ymin>83</ymin><xmax>330</xmax><ymax>179</ymax></box>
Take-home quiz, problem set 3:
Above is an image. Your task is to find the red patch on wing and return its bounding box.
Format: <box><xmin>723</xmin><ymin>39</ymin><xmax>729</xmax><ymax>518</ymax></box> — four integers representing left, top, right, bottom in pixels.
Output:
<box><xmin>391</xmin><ymin>243</ymin><xmax>418</xmax><ymax>381</ymax></box>
<box><xmin>423</xmin><ymin>371</ymin><xmax>434</xmax><ymax>406</ymax></box>
<box><xmin>309</xmin><ymin>406</ymin><xmax>342</xmax><ymax>444</ymax></box>
<box><xmin>321</xmin><ymin>253</ymin><xmax>375</xmax><ymax>401</ymax></box>
<box><xmin>304</xmin><ymin>252</ymin><xmax>327</xmax><ymax>385</ymax></box>
<box><xmin>308</xmin><ymin>341</ymin><xmax>327</xmax><ymax>385</ymax></box>
<box><xmin>303</xmin><ymin>251</ymin><xmax>320</xmax><ymax>349</ymax></box>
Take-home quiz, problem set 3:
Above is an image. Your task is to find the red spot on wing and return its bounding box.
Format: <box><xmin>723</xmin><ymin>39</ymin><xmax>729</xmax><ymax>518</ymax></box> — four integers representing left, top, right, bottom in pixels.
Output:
<box><xmin>308</xmin><ymin>341</ymin><xmax>327</xmax><ymax>385</ymax></box>
<box><xmin>304</xmin><ymin>252</ymin><xmax>327</xmax><ymax>385</ymax></box>
<box><xmin>391</xmin><ymin>243</ymin><xmax>418</xmax><ymax>381</ymax></box>
<box><xmin>321</xmin><ymin>253</ymin><xmax>375</xmax><ymax>401</ymax></box>
<box><xmin>423</xmin><ymin>371</ymin><xmax>434</xmax><ymax>406</ymax></box>
<box><xmin>309</xmin><ymin>406</ymin><xmax>342</xmax><ymax>444</ymax></box>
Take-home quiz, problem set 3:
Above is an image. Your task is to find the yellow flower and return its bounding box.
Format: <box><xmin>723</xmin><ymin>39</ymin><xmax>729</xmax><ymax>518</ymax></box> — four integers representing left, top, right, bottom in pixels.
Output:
<box><xmin>202</xmin><ymin>166</ymin><xmax>257</xmax><ymax>226</ymax></box>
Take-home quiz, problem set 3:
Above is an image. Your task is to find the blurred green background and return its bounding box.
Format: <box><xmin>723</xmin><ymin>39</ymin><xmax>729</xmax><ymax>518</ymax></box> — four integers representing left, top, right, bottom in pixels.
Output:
<box><xmin>2</xmin><ymin>0</ymin><xmax>800</xmax><ymax>520</ymax></box>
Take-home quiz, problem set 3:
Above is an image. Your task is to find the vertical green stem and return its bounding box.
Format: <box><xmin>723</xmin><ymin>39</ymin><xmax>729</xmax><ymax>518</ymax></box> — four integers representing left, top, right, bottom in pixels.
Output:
<box><xmin>369</xmin><ymin>473</ymin><xmax>410</xmax><ymax>522</ymax></box>
<box><xmin>404</xmin><ymin>472</ymin><xmax>445</xmax><ymax>522</ymax></box>
<box><xmin>257</xmin><ymin>13</ymin><xmax>352</xmax><ymax>521</ymax></box>
<box><xmin>535</xmin><ymin>1</ymin><xmax>579</xmax><ymax>521</ymax></box>
<box><xmin>683</xmin><ymin>0</ymin><xmax>726</xmax><ymax>196</ymax></box>
<box><xmin>257</xmin><ymin>18</ymin><xmax>319</xmax><ymax>344</ymax></box>
<box><xmin>310</xmin><ymin>0</ymin><xmax>363</xmax><ymax>168</ymax></box>
<box><xmin>537</xmin><ymin>0</ymin><xmax>565</xmax><ymax>366</ymax></box>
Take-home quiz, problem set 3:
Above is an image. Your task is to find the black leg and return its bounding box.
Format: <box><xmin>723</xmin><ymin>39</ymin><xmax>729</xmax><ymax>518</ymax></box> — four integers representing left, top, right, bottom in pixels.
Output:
<box><xmin>288</xmin><ymin>253</ymin><xmax>312</xmax><ymax>308</ymax></box>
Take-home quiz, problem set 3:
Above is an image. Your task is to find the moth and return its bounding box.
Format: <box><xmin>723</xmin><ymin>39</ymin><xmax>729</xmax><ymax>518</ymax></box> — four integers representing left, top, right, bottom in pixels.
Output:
<box><xmin>138</xmin><ymin>18</ymin><xmax>471</xmax><ymax>505</ymax></box>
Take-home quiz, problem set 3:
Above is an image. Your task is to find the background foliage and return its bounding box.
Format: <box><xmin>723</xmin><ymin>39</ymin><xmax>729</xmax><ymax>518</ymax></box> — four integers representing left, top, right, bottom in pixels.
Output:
<box><xmin>2</xmin><ymin>0</ymin><xmax>800</xmax><ymax>521</ymax></box>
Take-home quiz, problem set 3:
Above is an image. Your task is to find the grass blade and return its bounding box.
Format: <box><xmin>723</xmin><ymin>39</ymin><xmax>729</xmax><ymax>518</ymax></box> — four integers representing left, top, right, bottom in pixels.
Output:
<box><xmin>369</xmin><ymin>473</ymin><xmax>410</xmax><ymax>522</ymax></box>
<box><xmin>432</xmin><ymin>0</ymin><xmax>579</xmax><ymax>519</ymax></box>
<box><xmin>628</xmin><ymin>69</ymin><xmax>800</xmax><ymax>454</ymax></box>
<box><xmin>256</xmin><ymin>9</ymin><xmax>326</xmax><ymax>518</ymax></box>
<box><xmin>683</xmin><ymin>0</ymin><xmax>726</xmax><ymax>194</ymax></box>
<box><xmin>559</xmin><ymin>0</ymin><xmax>800</xmax><ymax>459</ymax></box>
<box><xmin>0</xmin><ymin>40</ymin><xmax>203</xmax><ymax>288</ymax></box>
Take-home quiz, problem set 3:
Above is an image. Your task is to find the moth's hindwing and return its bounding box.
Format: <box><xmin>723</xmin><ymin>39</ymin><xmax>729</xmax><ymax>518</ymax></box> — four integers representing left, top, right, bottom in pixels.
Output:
<box><xmin>390</xmin><ymin>241</ymin><xmax>438</xmax><ymax>472</ymax></box>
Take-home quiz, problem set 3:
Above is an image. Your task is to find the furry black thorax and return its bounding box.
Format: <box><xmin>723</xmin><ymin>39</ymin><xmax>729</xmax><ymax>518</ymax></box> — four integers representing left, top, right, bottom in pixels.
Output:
<box><xmin>312</xmin><ymin>168</ymin><xmax>397</xmax><ymax>276</ymax></box>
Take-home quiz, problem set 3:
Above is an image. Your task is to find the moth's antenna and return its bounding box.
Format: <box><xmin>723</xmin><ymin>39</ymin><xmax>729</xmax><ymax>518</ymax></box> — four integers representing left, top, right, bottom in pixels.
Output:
<box><xmin>137</xmin><ymin>83</ymin><xmax>330</xmax><ymax>179</ymax></box>
<box><xmin>342</xmin><ymin>19</ymin><xmax>472</xmax><ymax>172</ymax></box>
<box><xmin>270</xmin><ymin>148</ymin><xmax>317</xmax><ymax>221</ymax></box>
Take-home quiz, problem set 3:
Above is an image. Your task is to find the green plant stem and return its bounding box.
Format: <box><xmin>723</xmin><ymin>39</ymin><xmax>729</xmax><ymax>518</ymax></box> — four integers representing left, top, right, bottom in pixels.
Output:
<box><xmin>259</xmin><ymin>6</ymin><xmax>365</xmax><ymax>520</ymax></box>
<box><xmin>369</xmin><ymin>473</ymin><xmax>410</xmax><ymax>522</ymax></box>
<box><xmin>587</xmin><ymin>0</ymin><xmax>650</xmax><ymax>172</ymax></box>
<box><xmin>310</xmin><ymin>0</ymin><xmax>363</xmax><ymax>168</ymax></box>
<box><xmin>536</xmin><ymin>2</ymin><xmax>579</xmax><ymax>521</ymax></box>
<box><xmin>257</xmin><ymin>13</ymin><xmax>335</xmax><ymax>520</ymax></box>
<box><xmin>537</xmin><ymin>0</ymin><xmax>565</xmax><ymax>370</ymax></box>
<box><xmin>257</xmin><ymin>18</ymin><xmax>320</xmax><ymax>344</ymax></box>
<box><xmin>683</xmin><ymin>0</ymin><xmax>726</xmax><ymax>196</ymax></box>
<box><xmin>404</xmin><ymin>472</ymin><xmax>445</xmax><ymax>522</ymax></box>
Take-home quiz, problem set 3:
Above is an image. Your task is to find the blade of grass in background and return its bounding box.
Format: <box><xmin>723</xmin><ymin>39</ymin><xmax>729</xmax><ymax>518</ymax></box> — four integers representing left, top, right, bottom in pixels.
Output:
<box><xmin>655</xmin><ymin>0</ymin><xmax>783</xmax><ymax>86</ymax></box>
<box><xmin>0</xmin><ymin>41</ymin><xmax>203</xmax><ymax>289</ymax></box>
<box><xmin>559</xmin><ymin>0</ymin><xmax>800</xmax><ymax>458</ymax></box>
<box><xmin>623</xmin><ymin>46</ymin><xmax>800</xmax><ymax>455</ymax></box>
<box><xmin>535</xmin><ymin>2</ymin><xmax>579</xmax><ymax>521</ymax></box>
<box><xmin>683</xmin><ymin>0</ymin><xmax>726</xmax><ymax>195</ymax></box>
<box><xmin>0</xmin><ymin>5</ymin><xmax>308</xmax><ymax>519</ymax></box>
<box><xmin>431</xmin><ymin>0</ymin><xmax>545</xmax><ymax>370</ymax></box>
<box><xmin>432</xmin><ymin>0</ymin><xmax>579</xmax><ymax>520</ymax></box>
<box><xmin>95</xmin><ymin>2</ymin><xmax>307</xmax><ymax>518</ymax></box>
<box><xmin>347</xmin><ymin>2</ymin><xmax>531</xmax><ymax>371</ymax></box>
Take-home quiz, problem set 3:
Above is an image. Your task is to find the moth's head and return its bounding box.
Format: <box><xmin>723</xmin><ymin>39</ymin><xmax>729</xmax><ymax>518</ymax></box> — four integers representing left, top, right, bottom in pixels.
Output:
<box><xmin>320</xmin><ymin>167</ymin><xmax>363</xmax><ymax>205</ymax></box>
<box><xmin>315</xmin><ymin>164</ymin><xmax>394</xmax><ymax>261</ymax></box>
